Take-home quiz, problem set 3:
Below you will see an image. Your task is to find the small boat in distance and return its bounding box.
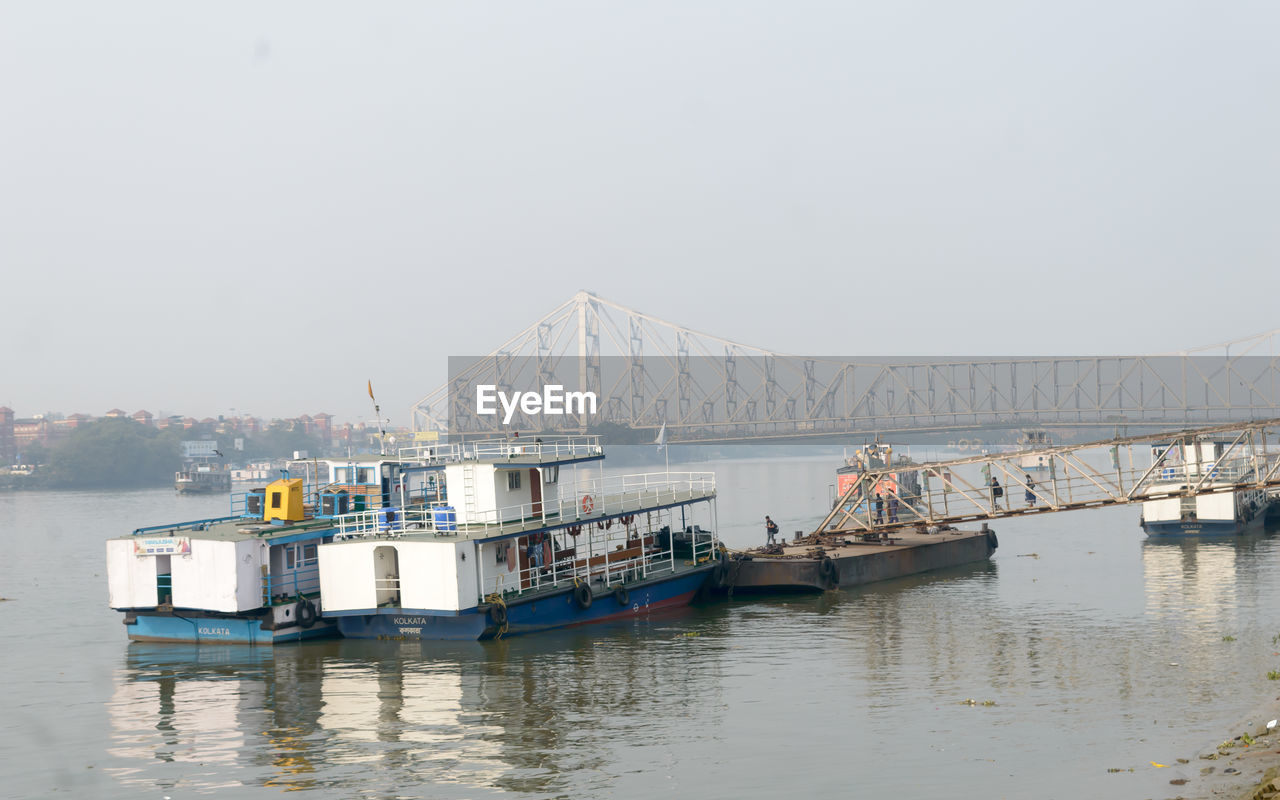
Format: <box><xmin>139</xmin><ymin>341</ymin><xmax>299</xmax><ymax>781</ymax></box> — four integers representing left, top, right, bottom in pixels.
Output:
<box><xmin>1016</xmin><ymin>429</ymin><xmax>1053</xmax><ymax>471</ymax></box>
<box><xmin>174</xmin><ymin>458</ymin><xmax>231</xmax><ymax>494</ymax></box>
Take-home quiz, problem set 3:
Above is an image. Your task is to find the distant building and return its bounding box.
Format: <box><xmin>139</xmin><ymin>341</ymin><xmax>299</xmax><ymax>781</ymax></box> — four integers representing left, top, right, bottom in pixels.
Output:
<box><xmin>13</xmin><ymin>417</ymin><xmax>52</xmax><ymax>452</ymax></box>
<box><xmin>105</xmin><ymin>408</ymin><xmax>128</xmax><ymax>419</ymax></box>
<box><xmin>132</xmin><ymin>410</ymin><xmax>154</xmax><ymax>426</ymax></box>
<box><xmin>0</xmin><ymin>407</ymin><xmax>15</xmax><ymax>466</ymax></box>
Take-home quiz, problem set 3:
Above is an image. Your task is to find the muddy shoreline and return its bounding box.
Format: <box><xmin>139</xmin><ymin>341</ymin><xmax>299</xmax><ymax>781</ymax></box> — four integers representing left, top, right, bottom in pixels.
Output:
<box><xmin>1157</xmin><ymin>696</ymin><xmax>1280</xmax><ymax>799</ymax></box>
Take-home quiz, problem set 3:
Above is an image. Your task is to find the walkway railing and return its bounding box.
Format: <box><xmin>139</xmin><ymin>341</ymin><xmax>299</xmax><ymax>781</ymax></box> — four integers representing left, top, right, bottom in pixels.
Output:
<box><xmin>816</xmin><ymin>419</ymin><xmax>1280</xmax><ymax>535</ymax></box>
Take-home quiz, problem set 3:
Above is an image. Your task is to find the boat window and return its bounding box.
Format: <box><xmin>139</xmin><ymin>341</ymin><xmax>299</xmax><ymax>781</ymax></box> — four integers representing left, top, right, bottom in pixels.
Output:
<box><xmin>271</xmin><ymin>491</ymin><xmax>282</xmax><ymax>509</ymax></box>
<box><xmin>302</xmin><ymin>544</ymin><xmax>317</xmax><ymax>565</ymax></box>
<box><xmin>334</xmin><ymin>466</ymin><xmax>350</xmax><ymax>482</ymax></box>
<box><xmin>285</xmin><ymin>547</ymin><xmax>296</xmax><ymax>569</ymax></box>
<box><xmin>357</xmin><ymin>467</ymin><xmax>373</xmax><ymax>484</ymax></box>
<box><xmin>543</xmin><ymin>466</ymin><xmax>559</xmax><ymax>484</ymax></box>
<box><xmin>507</xmin><ymin>471</ymin><xmax>521</xmax><ymax>490</ymax></box>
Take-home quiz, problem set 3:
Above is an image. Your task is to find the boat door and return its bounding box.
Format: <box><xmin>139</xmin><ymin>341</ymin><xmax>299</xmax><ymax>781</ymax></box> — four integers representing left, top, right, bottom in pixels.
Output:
<box><xmin>373</xmin><ymin>545</ymin><xmax>401</xmax><ymax>607</ymax></box>
<box><xmin>530</xmin><ymin>469</ymin><xmax>543</xmax><ymax>516</ymax></box>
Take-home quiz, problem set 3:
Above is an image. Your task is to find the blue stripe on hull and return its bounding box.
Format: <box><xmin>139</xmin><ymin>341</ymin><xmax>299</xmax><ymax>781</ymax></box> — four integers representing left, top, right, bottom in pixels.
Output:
<box><xmin>125</xmin><ymin>612</ymin><xmax>339</xmax><ymax>644</ymax></box>
<box><xmin>337</xmin><ymin>568</ymin><xmax>712</xmax><ymax>641</ymax></box>
<box><xmin>1142</xmin><ymin>519</ymin><xmax>1245</xmax><ymax>537</ymax></box>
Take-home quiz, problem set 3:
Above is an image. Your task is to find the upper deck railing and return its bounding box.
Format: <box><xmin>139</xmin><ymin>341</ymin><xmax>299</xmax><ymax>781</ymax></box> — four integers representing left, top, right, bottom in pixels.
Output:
<box><xmin>332</xmin><ymin>470</ymin><xmax>716</xmax><ymax>541</ymax></box>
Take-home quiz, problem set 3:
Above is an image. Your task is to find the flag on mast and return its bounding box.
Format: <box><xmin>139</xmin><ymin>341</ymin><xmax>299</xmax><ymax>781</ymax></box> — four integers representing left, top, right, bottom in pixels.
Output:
<box><xmin>655</xmin><ymin>422</ymin><xmax>666</xmax><ymax>451</ymax></box>
<box><xmin>367</xmin><ymin>380</ymin><xmax>375</xmax><ymax>401</ymax></box>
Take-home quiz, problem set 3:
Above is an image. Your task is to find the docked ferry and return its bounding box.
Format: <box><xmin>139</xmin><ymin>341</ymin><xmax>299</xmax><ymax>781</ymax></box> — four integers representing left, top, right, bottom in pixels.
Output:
<box><xmin>107</xmin><ymin>454</ymin><xmax>443</xmax><ymax>644</ymax></box>
<box><xmin>1138</xmin><ymin>438</ymin><xmax>1276</xmax><ymax>536</ymax></box>
<box><xmin>318</xmin><ymin>436</ymin><xmax>721</xmax><ymax>640</ymax></box>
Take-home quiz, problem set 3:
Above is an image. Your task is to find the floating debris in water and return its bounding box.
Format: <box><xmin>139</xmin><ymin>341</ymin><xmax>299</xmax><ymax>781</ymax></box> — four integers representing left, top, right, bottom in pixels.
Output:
<box><xmin>1150</xmin><ymin>761</ymin><xmax>1167</xmax><ymax>768</ymax></box>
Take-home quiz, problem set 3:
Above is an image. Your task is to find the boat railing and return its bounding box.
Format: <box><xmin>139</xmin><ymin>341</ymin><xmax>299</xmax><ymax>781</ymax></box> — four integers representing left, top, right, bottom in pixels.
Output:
<box><xmin>332</xmin><ymin>503</ymin><xmax>454</xmax><ymax>540</ymax></box>
<box><xmin>262</xmin><ymin>564</ymin><xmax>320</xmax><ymax>603</ymax></box>
<box><xmin>132</xmin><ymin>515</ymin><xmax>240</xmax><ymax>536</ymax></box>
<box><xmin>1152</xmin><ymin>460</ymin><xmax>1257</xmax><ymax>484</ymax></box>
<box><xmin>394</xmin><ymin>443</ymin><xmax>465</xmax><ymax>463</ymax></box>
<box><xmin>461</xmin><ymin>471</ymin><xmax>716</xmax><ymax>537</ymax></box>
<box><xmin>480</xmin><ymin>523</ymin><xmax>686</xmax><ymax>602</ymax></box>
<box><xmin>464</xmin><ymin>435</ymin><xmax>603</xmax><ymax>462</ymax></box>
<box><xmin>328</xmin><ymin>471</ymin><xmax>716</xmax><ymax>540</ymax></box>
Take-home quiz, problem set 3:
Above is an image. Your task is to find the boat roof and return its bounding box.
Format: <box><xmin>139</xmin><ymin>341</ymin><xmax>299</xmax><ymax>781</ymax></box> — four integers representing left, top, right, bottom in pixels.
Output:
<box><xmin>116</xmin><ymin>516</ymin><xmax>339</xmax><ymax>547</ymax></box>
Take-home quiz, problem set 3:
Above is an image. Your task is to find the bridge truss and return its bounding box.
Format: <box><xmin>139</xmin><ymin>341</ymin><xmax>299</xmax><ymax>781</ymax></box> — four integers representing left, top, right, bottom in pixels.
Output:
<box><xmin>410</xmin><ymin>291</ymin><xmax>1280</xmax><ymax>441</ymax></box>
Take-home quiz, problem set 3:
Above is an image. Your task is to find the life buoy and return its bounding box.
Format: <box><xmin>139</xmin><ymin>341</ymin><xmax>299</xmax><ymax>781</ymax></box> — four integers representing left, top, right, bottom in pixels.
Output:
<box><xmin>573</xmin><ymin>582</ymin><xmax>593</xmax><ymax>609</ymax></box>
<box><xmin>488</xmin><ymin>601</ymin><xmax>508</xmax><ymax>626</ymax></box>
<box><xmin>819</xmin><ymin>557</ymin><xmax>838</xmax><ymax>587</ymax></box>
<box><xmin>613</xmin><ymin>585</ymin><xmax>630</xmax><ymax>606</ymax></box>
<box><xmin>567</xmin><ymin>525</ymin><xmax>581</xmax><ymax>537</ymax></box>
<box><xmin>297</xmin><ymin>597</ymin><xmax>317</xmax><ymax>629</ymax></box>
<box><xmin>581</xmin><ymin>495</ymin><xmax>595</xmax><ymax>514</ymax></box>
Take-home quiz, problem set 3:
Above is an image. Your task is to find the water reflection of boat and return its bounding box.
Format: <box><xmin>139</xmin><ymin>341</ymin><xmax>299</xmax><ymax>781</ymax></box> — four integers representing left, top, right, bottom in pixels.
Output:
<box><xmin>319</xmin><ymin>436</ymin><xmax>723</xmax><ymax>640</ymax></box>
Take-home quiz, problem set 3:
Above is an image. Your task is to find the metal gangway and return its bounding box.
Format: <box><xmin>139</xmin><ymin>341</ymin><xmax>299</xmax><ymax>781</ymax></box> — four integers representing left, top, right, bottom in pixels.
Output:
<box><xmin>816</xmin><ymin>419</ymin><xmax>1280</xmax><ymax>535</ymax></box>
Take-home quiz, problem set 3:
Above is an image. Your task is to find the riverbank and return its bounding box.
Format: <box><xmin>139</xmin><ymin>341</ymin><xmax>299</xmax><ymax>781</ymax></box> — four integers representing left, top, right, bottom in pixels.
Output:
<box><xmin>1161</xmin><ymin>695</ymin><xmax>1280</xmax><ymax>799</ymax></box>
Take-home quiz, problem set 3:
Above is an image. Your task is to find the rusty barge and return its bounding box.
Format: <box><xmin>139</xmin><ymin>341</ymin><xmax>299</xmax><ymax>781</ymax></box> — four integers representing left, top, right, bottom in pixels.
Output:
<box><xmin>717</xmin><ymin>525</ymin><xmax>997</xmax><ymax>593</ymax></box>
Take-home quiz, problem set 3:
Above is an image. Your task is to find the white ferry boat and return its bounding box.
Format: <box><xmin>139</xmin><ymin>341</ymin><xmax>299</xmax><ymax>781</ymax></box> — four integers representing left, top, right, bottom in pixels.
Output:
<box><xmin>1017</xmin><ymin>429</ymin><xmax>1053</xmax><ymax>471</ymax></box>
<box><xmin>1138</xmin><ymin>438</ymin><xmax>1276</xmax><ymax>536</ymax></box>
<box><xmin>107</xmin><ymin>454</ymin><xmax>442</xmax><ymax>644</ymax></box>
<box><xmin>174</xmin><ymin>459</ymin><xmax>231</xmax><ymax>494</ymax></box>
<box><xmin>318</xmin><ymin>435</ymin><xmax>722</xmax><ymax>640</ymax></box>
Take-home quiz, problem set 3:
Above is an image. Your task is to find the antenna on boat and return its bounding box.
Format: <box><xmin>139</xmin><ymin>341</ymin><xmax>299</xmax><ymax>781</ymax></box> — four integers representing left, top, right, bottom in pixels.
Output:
<box><xmin>368</xmin><ymin>379</ymin><xmax>387</xmax><ymax>455</ymax></box>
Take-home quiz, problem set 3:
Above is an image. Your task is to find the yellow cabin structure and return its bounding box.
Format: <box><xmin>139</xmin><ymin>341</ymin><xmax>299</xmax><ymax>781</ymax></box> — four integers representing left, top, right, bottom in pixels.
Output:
<box><xmin>264</xmin><ymin>478</ymin><xmax>305</xmax><ymax>523</ymax></box>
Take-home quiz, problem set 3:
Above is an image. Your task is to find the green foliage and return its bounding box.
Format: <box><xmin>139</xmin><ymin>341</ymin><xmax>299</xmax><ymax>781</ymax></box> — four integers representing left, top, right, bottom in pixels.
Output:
<box><xmin>37</xmin><ymin>418</ymin><xmax>181</xmax><ymax>489</ymax></box>
<box><xmin>1268</xmin><ymin>670</ymin><xmax>1280</xmax><ymax>681</ymax></box>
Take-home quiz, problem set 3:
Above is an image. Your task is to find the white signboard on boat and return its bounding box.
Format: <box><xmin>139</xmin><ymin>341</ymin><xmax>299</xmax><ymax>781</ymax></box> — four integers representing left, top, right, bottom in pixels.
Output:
<box><xmin>133</xmin><ymin>536</ymin><xmax>191</xmax><ymax>556</ymax></box>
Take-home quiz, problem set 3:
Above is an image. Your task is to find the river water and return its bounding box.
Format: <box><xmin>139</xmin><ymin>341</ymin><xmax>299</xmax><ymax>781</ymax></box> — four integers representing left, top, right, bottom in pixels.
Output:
<box><xmin>4</xmin><ymin>453</ymin><xmax>1280</xmax><ymax>799</ymax></box>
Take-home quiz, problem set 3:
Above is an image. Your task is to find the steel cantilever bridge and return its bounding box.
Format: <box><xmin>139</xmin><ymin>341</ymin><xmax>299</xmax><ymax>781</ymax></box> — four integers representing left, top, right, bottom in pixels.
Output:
<box><xmin>411</xmin><ymin>291</ymin><xmax>1280</xmax><ymax>442</ymax></box>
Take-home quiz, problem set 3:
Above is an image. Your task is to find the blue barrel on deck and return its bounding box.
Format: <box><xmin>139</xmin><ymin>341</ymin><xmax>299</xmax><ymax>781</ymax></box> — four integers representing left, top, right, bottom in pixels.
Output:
<box><xmin>433</xmin><ymin>506</ymin><xmax>457</xmax><ymax>531</ymax></box>
<box><xmin>377</xmin><ymin>507</ymin><xmax>400</xmax><ymax>531</ymax></box>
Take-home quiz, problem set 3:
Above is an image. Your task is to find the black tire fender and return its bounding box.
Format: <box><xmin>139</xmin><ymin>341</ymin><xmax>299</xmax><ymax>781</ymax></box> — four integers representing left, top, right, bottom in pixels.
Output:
<box><xmin>488</xmin><ymin>602</ymin><xmax>508</xmax><ymax>626</ymax></box>
<box><xmin>819</xmin><ymin>557</ymin><xmax>839</xmax><ymax>587</ymax></box>
<box><xmin>613</xmin><ymin>585</ymin><xmax>630</xmax><ymax>607</ymax></box>
<box><xmin>297</xmin><ymin>598</ymin><xmax>317</xmax><ymax>629</ymax></box>
<box><xmin>573</xmin><ymin>582</ymin><xmax>593</xmax><ymax>610</ymax></box>
<box><xmin>712</xmin><ymin>559</ymin><xmax>730</xmax><ymax>588</ymax></box>
<box><xmin>986</xmin><ymin>529</ymin><xmax>999</xmax><ymax>551</ymax></box>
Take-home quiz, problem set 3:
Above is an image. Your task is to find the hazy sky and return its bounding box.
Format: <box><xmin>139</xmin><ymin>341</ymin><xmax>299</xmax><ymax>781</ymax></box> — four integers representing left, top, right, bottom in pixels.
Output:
<box><xmin>3</xmin><ymin>2</ymin><xmax>1278</xmax><ymax>425</ymax></box>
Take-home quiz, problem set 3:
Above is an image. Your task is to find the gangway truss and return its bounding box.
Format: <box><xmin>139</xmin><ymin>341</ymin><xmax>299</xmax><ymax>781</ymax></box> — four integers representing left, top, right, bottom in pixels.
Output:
<box><xmin>815</xmin><ymin>419</ymin><xmax>1280</xmax><ymax>535</ymax></box>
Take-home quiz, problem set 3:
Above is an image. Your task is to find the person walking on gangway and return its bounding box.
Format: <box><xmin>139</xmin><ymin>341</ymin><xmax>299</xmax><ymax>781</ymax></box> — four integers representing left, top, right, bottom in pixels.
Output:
<box><xmin>874</xmin><ymin>493</ymin><xmax>884</xmax><ymax>524</ymax></box>
<box><xmin>765</xmin><ymin>515</ymin><xmax>779</xmax><ymax>544</ymax></box>
<box><xmin>1025</xmin><ymin>475</ymin><xmax>1036</xmax><ymax>507</ymax></box>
